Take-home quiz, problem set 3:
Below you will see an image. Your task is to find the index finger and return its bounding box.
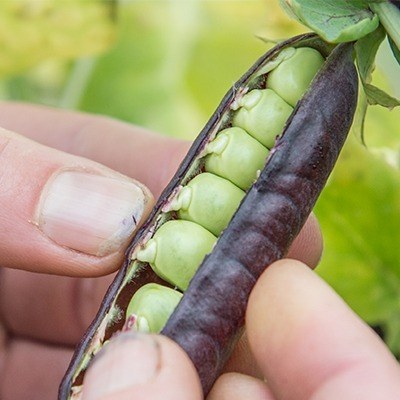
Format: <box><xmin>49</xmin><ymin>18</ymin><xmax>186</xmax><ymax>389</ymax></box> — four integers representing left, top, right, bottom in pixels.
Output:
<box><xmin>0</xmin><ymin>102</ymin><xmax>189</xmax><ymax>197</ymax></box>
<box><xmin>246</xmin><ymin>260</ymin><xmax>400</xmax><ymax>399</ymax></box>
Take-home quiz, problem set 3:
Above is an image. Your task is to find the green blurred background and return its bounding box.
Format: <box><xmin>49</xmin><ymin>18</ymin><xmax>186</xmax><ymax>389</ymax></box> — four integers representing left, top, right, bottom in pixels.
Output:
<box><xmin>1</xmin><ymin>0</ymin><xmax>400</xmax><ymax>354</ymax></box>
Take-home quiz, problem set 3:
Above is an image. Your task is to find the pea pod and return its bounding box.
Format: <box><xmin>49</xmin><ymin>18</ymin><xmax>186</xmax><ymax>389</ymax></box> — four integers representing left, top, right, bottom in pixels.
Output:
<box><xmin>59</xmin><ymin>33</ymin><xmax>358</xmax><ymax>399</ymax></box>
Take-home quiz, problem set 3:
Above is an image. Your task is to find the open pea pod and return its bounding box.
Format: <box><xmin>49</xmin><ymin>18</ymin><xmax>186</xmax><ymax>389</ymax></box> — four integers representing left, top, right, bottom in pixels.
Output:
<box><xmin>59</xmin><ymin>33</ymin><xmax>358</xmax><ymax>399</ymax></box>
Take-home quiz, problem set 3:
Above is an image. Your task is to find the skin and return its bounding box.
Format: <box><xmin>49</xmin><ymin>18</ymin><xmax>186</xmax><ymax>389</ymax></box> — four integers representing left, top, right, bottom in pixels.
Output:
<box><xmin>81</xmin><ymin>266</ymin><xmax>400</xmax><ymax>400</ymax></box>
<box><xmin>1</xmin><ymin>104</ymin><xmax>397</xmax><ymax>399</ymax></box>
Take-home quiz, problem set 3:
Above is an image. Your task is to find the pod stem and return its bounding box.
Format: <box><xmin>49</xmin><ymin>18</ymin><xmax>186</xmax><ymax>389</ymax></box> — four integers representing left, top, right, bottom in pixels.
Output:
<box><xmin>370</xmin><ymin>1</ymin><xmax>400</xmax><ymax>51</ymax></box>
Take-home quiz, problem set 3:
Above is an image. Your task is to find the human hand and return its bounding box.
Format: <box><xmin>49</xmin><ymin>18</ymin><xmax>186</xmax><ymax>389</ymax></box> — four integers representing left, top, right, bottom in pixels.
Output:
<box><xmin>83</xmin><ymin>260</ymin><xmax>400</xmax><ymax>400</ymax></box>
<box><xmin>0</xmin><ymin>104</ymin><xmax>321</xmax><ymax>400</ymax></box>
<box><xmin>0</xmin><ymin>103</ymin><xmax>185</xmax><ymax>399</ymax></box>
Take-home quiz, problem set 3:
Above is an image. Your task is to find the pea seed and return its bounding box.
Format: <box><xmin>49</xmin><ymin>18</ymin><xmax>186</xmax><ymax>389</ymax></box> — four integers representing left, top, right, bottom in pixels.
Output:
<box><xmin>170</xmin><ymin>173</ymin><xmax>245</xmax><ymax>236</ymax></box>
<box><xmin>205</xmin><ymin>127</ymin><xmax>269</xmax><ymax>190</ymax></box>
<box><xmin>232</xmin><ymin>89</ymin><xmax>293</xmax><ymax>149</ymax></box>
<box><xmin>267</xmin><ymin>47</ymin><xmax>324</xmax><ymax>107</ymax></box>
<box><xmin>136</xmin><ymin>220</ymin><xmax>216</xmax><ymax>291</ymax></box>
<box><xmin>126</xmin><ymin>283</ymin><xmax>182</xmax><ymax>333</ymax></box>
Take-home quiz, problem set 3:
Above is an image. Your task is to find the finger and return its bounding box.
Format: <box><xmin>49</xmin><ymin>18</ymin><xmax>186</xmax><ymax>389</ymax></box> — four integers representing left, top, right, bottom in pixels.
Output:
<box><xmin>207</xmin><ymin>373</ymin><xmax>275</xmax><ymax>400</ymax></box>
<box><xmin>0</xmin><ymin>127</ymin><xmax>154</xmax><ymax>276</ymax></box>
<box><xmin>222</xmin><ymin>332</ymin><xmax>263</xmax><ymax>379</ymax></box>
<box><xmin>286</xmin><ymin>212</ymin><xmax>322</xmax><ymax>269</ymax></box>
<box><xmin>246</xmin><ymin>260</ymin><xmax>400</xmax><ymax>399</ymax></box>
<box><xmin>220</xmin><ymin>214</ymin><xmax>322</xmax><ymax>377</ymax></box>
<box><xmin>0</xmin><ymin>103</ymin><xmax>189</xmax><ymax>197</ymax></box>
<box><xmin>0</xmin><ymin>268</ymin><xmax>113</xmax><ymax>345</ymax></box>
<box><xmin>82</xmin><ymin>333</ymin><xmax>202</xmax><ymax>400</ymax></box>
<box><xmin>0</xmin><ymin>212</ymin><xmax>322</xmax><ymax>346</ymax></box>
<box><xmin>0</xmin><ymin>338</ymin><xmax>72</xmax><ymax>400</ymax></box>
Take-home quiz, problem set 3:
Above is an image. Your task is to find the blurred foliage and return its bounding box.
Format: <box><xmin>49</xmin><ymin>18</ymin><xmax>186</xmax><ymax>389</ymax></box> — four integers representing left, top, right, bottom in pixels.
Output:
<box><xmin>317</xmin><ymin>68</ymin><xmax>400</xmax><ymax>354</ymax></box>
<box><xmin>0</xmin><ymin>0</ymin><xmax>116</xmax><ymax>77</ymax></box>
<box><xmin>0</xmin><ymin>0</ymin><xmax>400</xmax><ymax>352</ymax></box>
<box><xmin>316</xmin><ymin>135</ymin><xmax>400</xmax><ymax>353</ymax></box>
<box><xmin>79</xmin><ymin>0</ymin><xmax>305</xmax><ymax>138</ymax></box>
<box><xmin>0</xmin><ymin>0</ymin><xmax>306</xmax><ymax>138</ymax></box>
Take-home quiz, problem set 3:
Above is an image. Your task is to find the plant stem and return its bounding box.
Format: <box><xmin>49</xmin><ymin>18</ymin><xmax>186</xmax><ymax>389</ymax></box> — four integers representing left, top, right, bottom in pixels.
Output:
<box><xmin>59</xmin><ymin>57</ymin><xmax>96</xmax><ymax>110</ymax></box>
<box><xmin>370</xmin><ymin>1</ymin><xmax>400</xmax><ymax>51</ymax></box>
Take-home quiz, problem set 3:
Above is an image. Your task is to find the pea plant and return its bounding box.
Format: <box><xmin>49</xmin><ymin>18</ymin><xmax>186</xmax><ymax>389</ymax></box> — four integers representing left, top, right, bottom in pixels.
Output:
<box><xmin>59</xmin><ymin>2</ymin><xmax>400</xmax><ymax>399</ymax></box>
<box><xmin>281</xmin><ymin>1</ymin><xmax>400</xmax><ymax>132</ymax></box>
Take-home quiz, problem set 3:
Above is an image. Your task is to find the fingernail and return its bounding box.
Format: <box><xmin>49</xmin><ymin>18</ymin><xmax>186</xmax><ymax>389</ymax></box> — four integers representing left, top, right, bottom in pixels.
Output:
<box><xmin>36</xmin><ymin>171</ymin><xmax>148</xmax><ymax>256</ymax></box>
<box><xmin>83</xmin><ymin>333</ymin><xmax>160</xmax><ymax>400</ymax></box>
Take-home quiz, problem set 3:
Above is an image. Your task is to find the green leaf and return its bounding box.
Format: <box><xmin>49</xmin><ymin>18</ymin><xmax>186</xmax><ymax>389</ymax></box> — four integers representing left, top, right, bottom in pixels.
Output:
<box><xmin>316</xmin><ymin>136</ymin><xmax>400</xmax><ymax>355</ymax></box>
<box><xmin>352</xmin><ymin>68</ymin><xmax>400</xmax><ymax>153</ymax></box>
<box><xmin>355</xmin><ymin>23</ymin><xmax>386</xmax><ymax>83</ymax></box>
<box><xmin>370</xmin><ymin>1</ymin><xmax>400</xmax><ymax>56</ymax></box>
<box><xmin>364</xmin><ymin>83</ymin><xmax>400</xmax><ymax>108</ymax></box>
<box><xmin>355</xmin><ymin>24</ymin><xmax>400</xmax><ymax>109</ymax></box>
<box><xmin>388</xmin><ymin>35</ymin><xmax>400</xmax><ymax>65</ymax></box>
<box><xmin>279</xmin><ymin>0</ymin><xmax>302</xmax><ymax>23</ymax></box>
<box><xmin>352</xmin><ymin>84</ymin><xmax>369</xmax><ymax>144</ymax></box>
<box><xmin>255</xmin><ymin>35</ymin><xmax>282</xmax><ymax>46</ymax></box>
<box><xmin>280</xmin><ymin>0</ymin><xmax>379</xmax><ymax>43</ymax></box>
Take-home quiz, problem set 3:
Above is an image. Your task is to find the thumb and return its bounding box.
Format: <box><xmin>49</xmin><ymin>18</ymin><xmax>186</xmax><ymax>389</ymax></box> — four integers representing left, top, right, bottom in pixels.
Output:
<box><xmin>0</xmin><ymin>127</ymin><xmax>153</xmax><ymax>276</ymax></box>
<box><xmin>82</xmin><ymin>333</ymin><xmax>202</xmax><ymax>400</ymax></box>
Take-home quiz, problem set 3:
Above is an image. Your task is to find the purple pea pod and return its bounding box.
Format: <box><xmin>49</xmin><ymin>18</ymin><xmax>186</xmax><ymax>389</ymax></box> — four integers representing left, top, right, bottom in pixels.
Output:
<box><xmin>59</xmin><ymin>33</ymin><xmax>358</xmax><ymax>399</ymax></box>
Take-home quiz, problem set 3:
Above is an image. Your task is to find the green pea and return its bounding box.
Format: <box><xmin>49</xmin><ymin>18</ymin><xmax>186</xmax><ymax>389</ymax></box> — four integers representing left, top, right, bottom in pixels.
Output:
<box><xmin>126</xmin><ymin>283</ymin><xmax>182</xmax><ymax>333</ymax></box>
<box><xmin>205</xmin><ymin>127</ymin><xmax>269</xmax><ymax>190</ymax></box>
<box><xmin>232</xmin><ymin>89</ymin><xmax>293</xmax><ymax>149</ymax></box>
<box><xmin>136</xmin><ymin>220</ymin><xmax>216</xmax><ymax>291</ymax></box>
<box><xmin>267</xmin><ymin>47</ymin><xmax>325</xmax><ymax>107</ymax></box>
<box><xmin>169</xmin><ymin>172</ymin><xmax>245</xmax><ymax>236</ymax></box>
